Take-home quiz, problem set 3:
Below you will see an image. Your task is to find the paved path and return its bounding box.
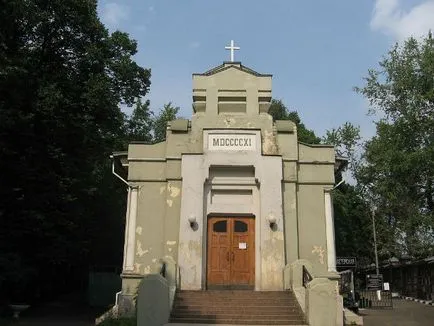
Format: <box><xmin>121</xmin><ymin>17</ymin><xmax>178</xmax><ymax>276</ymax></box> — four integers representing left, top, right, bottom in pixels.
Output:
<box><xmin>361</xmin><ymin>299</ymin><xmax>434</xmax><ymax>326</ymax></box>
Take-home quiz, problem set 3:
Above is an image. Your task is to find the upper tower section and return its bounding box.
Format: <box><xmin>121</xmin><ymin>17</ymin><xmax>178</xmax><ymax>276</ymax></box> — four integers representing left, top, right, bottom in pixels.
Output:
<box><xmin>192</xmin><ymin>61</ymin><xmax>272</xmax><ymax>116</ymax></box>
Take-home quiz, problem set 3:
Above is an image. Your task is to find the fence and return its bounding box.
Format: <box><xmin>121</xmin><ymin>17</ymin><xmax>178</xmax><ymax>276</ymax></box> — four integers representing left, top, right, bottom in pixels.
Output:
<box><xmin>338</xmin><ymin>269</ymin><xmax>359</xmax><ymax>311</ymax></box>
<box><xmin>357</xmin><ymin>290</ymin><xmax>393</xmax><ymax>309</ymax></box>
<box><xmin>88</xmin><ymin>265</ymin><xmax>121</xmax><ymax>307</ymax></box>
<box><xmin>359</xmin><ymin>256</ymin><xmax>434</xmax><ymax>301</ymax></box>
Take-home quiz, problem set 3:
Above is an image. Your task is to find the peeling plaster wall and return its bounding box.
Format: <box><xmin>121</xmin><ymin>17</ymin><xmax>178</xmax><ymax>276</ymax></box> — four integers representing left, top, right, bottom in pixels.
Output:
<box><xmin>119</xmin><ymin>62</ymin><xmax>339</xmax><ymax>303</ymax></box>
<box><xmin>178</xmin><ymin>155</ymin><xmax>205</xmax><ymax>290</ymax></box>
<box><xmin>190</xmin><ymin>114</ymin><xmax>276</xmax><ymax>156</ymax></box>
<box><xmin>282</xmin><ymin>182</ymin><xmax>298</xmax><ymax>264</ymax></box>
<box><xmin>178</xmin><ymin>129</ymin><xmax>285</xmax><ymax>290</ymax></box>
<box><xmin>134</xmin><ymin>182</ymin><xmax>166</xmax><ymax>275</ymax></box>
<box><xmin>297</xmin><ymin>184</ymin><xmax>328</xmax><ymax>275</ymax></box>
<box><xmin>277</xmin><ymin>130</ymin><xmax>299</xmax><ymax>266</ymax></box>
<box><xmin>258</xmin><ymin>156</ymin><xmax>285</xmax><ymax>290</ymax></box>
<box><xmin>164</xmin><ymin>180</ymin><xmax>182</xmax><ymax>261</ymax></box>
<box><xmin>262</xmin><ymin>129</ymin><xmax>279</xmax><ymax>155</ymax></box>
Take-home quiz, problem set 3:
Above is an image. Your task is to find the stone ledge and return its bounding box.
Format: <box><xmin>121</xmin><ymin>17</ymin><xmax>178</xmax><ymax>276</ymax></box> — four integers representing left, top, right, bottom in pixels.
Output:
<box><xmin>400</xmin><ymin>296</ymin><xmax>434</xmax><ymax>306</ymax></box>
<box><xmin>344</xmin><ymin>308</ymin><xmax>363</xmax><ymax>325</ymax></box>
<box><xmin>165</xmin><ymin>324</ymin><xmax>308</xmax><ymax>326</ymax></box>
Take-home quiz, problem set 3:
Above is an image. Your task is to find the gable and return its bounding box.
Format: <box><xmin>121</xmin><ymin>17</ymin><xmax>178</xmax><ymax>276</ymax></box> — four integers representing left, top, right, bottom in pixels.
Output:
<box><xmin>194</xmin><ymin>62</ymin><xmax>272</xmax><ymax>78</ymax></box>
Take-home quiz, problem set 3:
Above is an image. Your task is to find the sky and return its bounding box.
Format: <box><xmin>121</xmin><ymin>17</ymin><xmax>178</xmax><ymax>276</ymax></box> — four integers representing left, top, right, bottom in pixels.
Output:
<box><xmin>97</xmin><ymin>0</ymin><xmax>434</xmax><ymax>140</ymax></box>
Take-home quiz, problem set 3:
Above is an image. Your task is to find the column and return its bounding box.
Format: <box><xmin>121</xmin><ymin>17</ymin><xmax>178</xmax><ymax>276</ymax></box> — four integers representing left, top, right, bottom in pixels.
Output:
<box><xmin>178</xmin><ymin>155</ymin><xmax>204</xmax><ymax>289</ymax></box>
<box><xmin>325</xmin><ymin>189</ymin><xmax>337</xmax><ymax>272</ymax></box>
<box><xmin>123</xmin><ymin>186</ymin><xmax>139</xmax><ymax>272</ymax></box>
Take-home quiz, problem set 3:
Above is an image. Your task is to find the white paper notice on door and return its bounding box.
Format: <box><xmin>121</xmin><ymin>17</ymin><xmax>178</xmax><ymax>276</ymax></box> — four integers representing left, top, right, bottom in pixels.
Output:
<box><xmin>239</xmin><ymin>242</ymin><xmax>247</xmax><ymax>249</ymax></box>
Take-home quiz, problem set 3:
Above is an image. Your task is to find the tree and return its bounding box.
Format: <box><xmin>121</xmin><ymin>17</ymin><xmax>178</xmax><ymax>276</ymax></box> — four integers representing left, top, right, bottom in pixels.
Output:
<box><xmin>127</xmin><ymin>98</ymin><xmax>153</xmax><ymax>142</ymax></box>
<box><xmin>323</xmin><ymin>123</ymin><xmax>373</xmax><ymax>262</ymax></box>
<box><xmin>323</xmin><ymin>122</ymin><xmax>362</xmax><ymax>178</ymax></box>
<box><xmin>0</xmin><ymin>0</ymin><xmax>151</xmax><ymax>302</ymax></box>
<box><xmin>355</xmin><ymin>32</ymin><xmax>434</xmax><ymax>258</ymax></box>
<box><xmin>153</xmin><ymin>102</ymin><xmax>180</xmax><ymax>143</ymax></box>
<box><xmin>332</xmin><ymin>184</ymin><xmax>373</xmax><ymax>262</ymax></box>
<box><xmin>268</xmin><ymin>99</ymin><xmax>321</xmax><ymax>144</ymax></box>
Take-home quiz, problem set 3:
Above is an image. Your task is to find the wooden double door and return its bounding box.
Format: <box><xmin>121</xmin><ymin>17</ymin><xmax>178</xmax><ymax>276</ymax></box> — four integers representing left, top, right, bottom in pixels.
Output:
<box><xmin>207</xmin><ymin>216</ymin><xmax>255</xmax><ymax>289</ymax></box>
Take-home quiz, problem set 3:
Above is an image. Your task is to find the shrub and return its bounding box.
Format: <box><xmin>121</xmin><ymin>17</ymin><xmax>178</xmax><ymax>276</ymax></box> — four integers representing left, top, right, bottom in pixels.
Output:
<box><xmin>99</xmin><ymin>317</ymin><xmax>136</xmax><ymax>326</ymax></box>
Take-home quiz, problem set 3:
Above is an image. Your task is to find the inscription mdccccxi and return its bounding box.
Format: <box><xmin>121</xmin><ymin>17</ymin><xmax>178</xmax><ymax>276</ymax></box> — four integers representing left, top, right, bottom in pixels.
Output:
<box><xmin>208</xmin><ymin>134</ymin><xmax>256</xmax><ymax>151</ymax></box>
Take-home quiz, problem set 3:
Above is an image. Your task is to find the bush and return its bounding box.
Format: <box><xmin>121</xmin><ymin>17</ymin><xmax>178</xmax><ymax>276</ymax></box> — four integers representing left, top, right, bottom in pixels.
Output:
<box><xmin>99</xmin><ymin>317</ymin><xmax>136</xmax><ymax>326</ymax></box>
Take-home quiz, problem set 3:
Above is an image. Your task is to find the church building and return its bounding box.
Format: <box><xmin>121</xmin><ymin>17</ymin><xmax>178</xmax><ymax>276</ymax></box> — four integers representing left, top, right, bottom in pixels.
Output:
<box><xmin>111</xmin><ymin>42</ymin><xmax>345</xmax><ymax>325</ymax></box>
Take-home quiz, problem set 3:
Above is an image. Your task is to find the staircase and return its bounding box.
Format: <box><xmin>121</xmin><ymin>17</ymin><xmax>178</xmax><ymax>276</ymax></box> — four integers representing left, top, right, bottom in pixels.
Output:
<box><xmin>169</xmin><ymin>290</ymin><xmax>307</xmax><ymax>325</ymax></box>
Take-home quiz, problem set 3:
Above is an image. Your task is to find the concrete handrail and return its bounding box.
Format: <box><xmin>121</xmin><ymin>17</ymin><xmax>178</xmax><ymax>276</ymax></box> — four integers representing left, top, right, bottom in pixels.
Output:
<box><xmin>284</xmin><ymin>260</ymin><xmax>343</xmax><ymax>326</ymax></box>
<box><xmin>136</xmin><ymin>274</ymin><xmax>170</xmax><ymax>326</ymax></box>
<box><xmin>135</xmin><ymin>257</ymin><xmax>180</xmax><ymax>326</ymax></box>
<box><xmin>160</xmin><ymin>256</ymin><xmax>178</xmax><ymax>309</ymax></box>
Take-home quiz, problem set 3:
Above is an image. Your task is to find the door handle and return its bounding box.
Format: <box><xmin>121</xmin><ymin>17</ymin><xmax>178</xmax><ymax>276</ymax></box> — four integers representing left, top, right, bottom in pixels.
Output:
<box><xmin>231</xmin><ymin>252</ymin><xmax>235</xmax><ymax>262</ymax></box>
<box><xmin>226</xmin><ymin>251</ymin><xmax>230</xmax><ymax>261</ymax></box>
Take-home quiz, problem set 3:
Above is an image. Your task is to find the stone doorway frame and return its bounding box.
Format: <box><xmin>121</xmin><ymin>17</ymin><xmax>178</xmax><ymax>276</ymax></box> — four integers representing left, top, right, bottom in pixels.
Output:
<box><xmin>201</xmin><ymin>177</ymin><xmax>261</xmax><ymax>290</ymax></box>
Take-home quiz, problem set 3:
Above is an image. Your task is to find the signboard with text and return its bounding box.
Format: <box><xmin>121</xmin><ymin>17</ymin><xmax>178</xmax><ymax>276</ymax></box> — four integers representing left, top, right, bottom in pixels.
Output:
<box><xmin>336</xmin><ymin>257</ymin><xmax>357</xmax><ymax>268</ymax></box>
<box><xmin>208</xmin><ymin>134</ymin><xmax>256</xmax><ymax>151</ymax></box>
<box><xmin>366</xmin><ymin>274</ymin><xmax>383</xmax><ymax>291</ymax></box>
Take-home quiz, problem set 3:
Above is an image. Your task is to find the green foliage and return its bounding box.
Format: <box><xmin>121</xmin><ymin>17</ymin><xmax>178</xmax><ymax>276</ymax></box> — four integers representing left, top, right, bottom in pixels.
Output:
<box><xmin>323</xmin><ymin>122</ymin><xmax>361</xmax><ymax>159</ymax></box>
<box><xmin>268</xmin><ymin>99</ymin><xmax>321</xmax><ymax>144</ymax></box>
<box><xmin>99</xmin><ymin>317</ymin><xmax>136</xmax><ymax>326</ymax></box>
<box><xmin>125</xmin><ymin>100</ymin><xmax>182</xmax><ymax>143</ymax></box>
<box><xmin>127</xmin><ymin>98</ymin><xmax>153</xmax><ymax>142</ymax></box>
<box><xmin>332</xmin><ymin>184</ymin><xmax>373</xmax><ymax>262</ymax></box>
<box><xmin>323</xmin><ymin>122</ymin><xmax>362</xmax><ymax>178</ymax></box>
<box><xmin>355</xmin><ymin>32</ymin><xmax>434</xmax><ymax>258</ymax></box>
<box><xmin>0</xmin><ymin>0</ymin><xmax>150</xmax><ymax>302</ymax></box>
<box><xmin>323</xmin><ymin>122</ymin><xmax>372</xmax><ymax>262</ymax></box>
<box><xmin>152</xmin><ymin>102</ymin><xmax>180</xmax><ymax>143</ymax></box>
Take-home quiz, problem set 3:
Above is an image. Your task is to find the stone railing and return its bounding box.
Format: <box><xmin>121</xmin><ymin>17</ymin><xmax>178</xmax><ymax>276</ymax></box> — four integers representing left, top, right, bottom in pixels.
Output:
<box><xmin>136</xmin><ymin>256</ymin><xmax>179</xmax><ymax>326</ymax></box>
<box><xmin>284</xmin><ymin>259</ymin><xmax>343</xmax><ymax>326</ymax></box>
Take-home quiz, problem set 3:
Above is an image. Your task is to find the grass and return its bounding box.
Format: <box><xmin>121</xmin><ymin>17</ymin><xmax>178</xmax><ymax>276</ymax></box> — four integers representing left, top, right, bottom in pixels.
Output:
<box><xmin>98</xmin><ymin>317</ymin><xmax>136</xmax><ymax>326</ymax></box>
<box><xmin>0</xmin><ymin>317</ymin><xmax>13</xmax><ymax>326</ymax></box>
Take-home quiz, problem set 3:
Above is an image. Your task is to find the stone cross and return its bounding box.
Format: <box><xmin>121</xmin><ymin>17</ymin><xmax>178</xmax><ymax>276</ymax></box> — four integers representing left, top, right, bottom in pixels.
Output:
<box><xmin>225</xmin><ymin>40</ymin><xmax>240</xmax><ymax>62</ymax></box>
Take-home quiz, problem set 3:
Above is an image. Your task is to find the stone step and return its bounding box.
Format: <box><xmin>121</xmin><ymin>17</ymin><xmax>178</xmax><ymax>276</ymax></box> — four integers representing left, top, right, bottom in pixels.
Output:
<box><xmin>170</xmin><ymin>290</ymin><xmax>306</xmax><ymax>325</ymax></box>
<box><xmin>171</xmin><ymin>315</ymin><xmax>303</xmax><ymax>321</ymax></box>
<box><xmin>176</xmin><ymin>292</ymin><xmax>294</xmax><ymax>298</ymax></box>
<box><xmin>166</xmin><ymin>324</ymin><xmax>308</xmax><ymax>326</ymax></box>
<box><xmin>172</xmin><ymin>307</ymin><xmax>302</xmax><ymax>314</ymax></box>
<box><xmin>174</xmin><ymin>299</ymin><xmax>297</xmax><ymax>305</ymax></box>
<box><xmin>176</xmin><ymin>292</ymin><xmax>293</xmax><ymax>295</ymax></box>
<box><xmin>176</xmin><ymin>296</ymin><xmax>297</xmax><ymax>300</ymax></box>
<box><xmin>169</xmin><ymin>317</ymin><xmax>306</xmax><ymax>325</ymax></box>
<box><xmin>172</xmin><ymin>305</ymin><xmax>299</xmax><ymax>311</ymax></box>
<box><xmin>172</xmin><ymin>310</ymin><xmax>302</xmax><ymax>316</ymax></box>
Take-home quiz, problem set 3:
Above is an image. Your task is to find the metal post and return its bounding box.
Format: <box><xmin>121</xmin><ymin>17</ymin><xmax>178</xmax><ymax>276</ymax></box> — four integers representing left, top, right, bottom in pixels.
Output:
<box><xmin>371</xmin><ymin>207</ymin><xmax>380</xmax><ymax>276</ymax></box>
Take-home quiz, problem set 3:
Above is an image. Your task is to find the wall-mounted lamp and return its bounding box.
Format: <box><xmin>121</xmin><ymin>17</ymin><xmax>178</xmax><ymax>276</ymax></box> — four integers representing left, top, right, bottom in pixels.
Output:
<box><xmin>267</xmin><ymin>216</ymin><xmax>277</xmax><ymax>229</ymax></box>
<box><xmin>188</xmin><ymin>216</ymin><xmax>197</xmax><ymax>229</ymax></box>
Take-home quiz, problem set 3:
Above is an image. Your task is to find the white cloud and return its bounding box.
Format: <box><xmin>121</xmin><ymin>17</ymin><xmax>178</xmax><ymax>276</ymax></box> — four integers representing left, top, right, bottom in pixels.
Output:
<box><xmin>101</xmin><ymin>3</ymin><xmax>130</xmax><ymax>30</ymax></box>
<box><xmin>370</xmin><ymin>0</ymin><xmax>434</xmax><ymax>40</ymax></box>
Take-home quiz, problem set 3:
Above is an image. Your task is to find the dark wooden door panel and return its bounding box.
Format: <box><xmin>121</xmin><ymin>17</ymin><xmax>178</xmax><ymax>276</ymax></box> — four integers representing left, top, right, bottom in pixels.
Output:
<box><xmin>207</xmin><ymin>218</ymin><xmax>230</xmax><ymax>285</ymax></box>
<box><xmin>231</xmin><ymin>219</ymin><xmax>250</xmax><ymax>285</ymax></box>
<box><xmin>207</xmin><ymin>217</ymin><xmax>255</xmax><ymax>288</ymax></box>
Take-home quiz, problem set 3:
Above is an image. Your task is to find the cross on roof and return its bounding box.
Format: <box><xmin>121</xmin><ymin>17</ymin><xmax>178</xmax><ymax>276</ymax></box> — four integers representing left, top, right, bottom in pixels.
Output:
<box><xmin>225</xmin><ymin>40</ymin><xmax>240</xmax><ymax>62</ymax></box>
